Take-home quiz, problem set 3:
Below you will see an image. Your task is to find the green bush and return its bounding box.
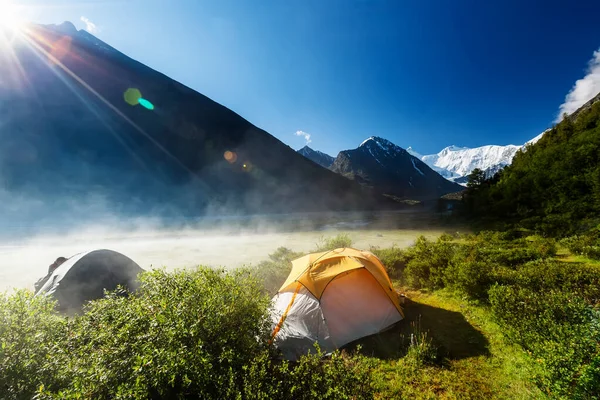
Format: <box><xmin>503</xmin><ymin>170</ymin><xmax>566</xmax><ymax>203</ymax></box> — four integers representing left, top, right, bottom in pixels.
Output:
<box><xmin>1</xmin><ymin>268</ymin><xmax>373</xmax><ymax>399</ymax></box>
<box><xmin>529</xmin><ymin>236</ymin><xmax>558</xmax><ymax>258</ymax></box>
<box><xmin>402</xmin><ymin>236</ymin><xmax>458</xmax><ymax>289</ymax></box>
<box><xmin>561</xmin><ymin>233</ymin><xmax>600</xmax><ymax>260</ymax></box>
<box><xmin>511</xmin><ymin>260</ymin><xmax>600</xmax><ymax>304</ymax></box>
<box><xmin>473</xmin><ymin>247</ymin><xmax>542</xmax><ymax>268</ymax></box>
<box><xmin>497</xmin><ymin>228</ymin><xmax>529</xmax><ymax>240</ymax></box>
<box><xmin>252</xmin><ymin>247</ymin><xmax>302</xmax><ymax>294</ymax></box>
<box><xmin>369</xmin><ymin>245</ymin><xmax>406</xmax><ymax>280</ymax></box>
<box><xmin>444</xmin><ymin>260</ymin><xmax>496</xmax><ymax>300</ymax></box>
<box><xmin>264</xmin><ymin>349</ymin><xmax>375</xmax><ymax>400</ymax></box>
<box><xmin>489</xmin><ymin>285</ymin><xmax>600</xmax><ymax>398</ymax></box>
<box><xmin>381</xmin><ymin>231</ymin><xmax>600</xmax><ymax>397</ymax></box>
<box><xmin>44</xmin><ymin>268</ymin><xmax>274</xmax><ymax>398</ymax></box>
<box><xmin>583</xmin><ymin>246</ymin><xmax>600</xmax><ymax>260</ymax></box>
<box><xmin>314</xmin><ymin>234</ymin><xmax>353</xmax><ymax>252</ymax></box>
<box><xmin>0</xmin><ymin>291</ymin><xmax>67</xmax><ymax>399</ymax></box>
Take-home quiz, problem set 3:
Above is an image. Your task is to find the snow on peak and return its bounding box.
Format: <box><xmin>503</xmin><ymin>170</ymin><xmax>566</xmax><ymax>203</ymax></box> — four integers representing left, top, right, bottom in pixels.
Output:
<box><xmin>359</xmin><ymin>136</ymin><xmax>392</xmax><ymax>147</ymax></box>
<box><xmin>356</xmin><ymin>136</ymin><xmax>406</xmax><ymax>166</ymax></box>
<box><xmin>422</xmin><ymin>144</ymin><xmax>520</xmax><ymax>178</ymax></box>
<box><xmin>359</xmin><ymin>137</ymin><xmax>376</xmax><ymax>147</ymax></box>
<box><xmin>439</xmin><ymin>145</ymin><xmax>469</xmax><ymax>155</ymax></box>
<box><xmin>525</xmin><ymin>130</ymin><xmax>548</xmax><ymax>146</ymax></box>
<box><xmin>408</xmin><ymin>129</ymin><xmax>548</xmax><ymax>186</ymax></box>
<box><xmin>406</xmin><ymin>147</ymin><xmax>423</xmax><ymax>158</ymax></box>
<box><xmin>411</xmin><ymin>158</ymin><xmax>425</xmax><ymax>176</ymax></box>
<box><xmin>359</xmin><ymin>136</ymin><xmax>399</xmax><ymax>151</ymax></box>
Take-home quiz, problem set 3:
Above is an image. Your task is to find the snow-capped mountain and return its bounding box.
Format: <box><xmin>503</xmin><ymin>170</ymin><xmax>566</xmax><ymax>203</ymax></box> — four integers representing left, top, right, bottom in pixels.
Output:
<box><xmin>407</xmin><ymin>129</ymin><xmax>552</xmax><ymax>186</ymax></box>
<box><xmin>297</xmin><ymin>146</ymin><xmax>335</xmax><ymax>168</ymax></box>
<box><xmin>330</xmin><ymin>137</ymin><xmax>462</xmax><ymax>200</ymax></box>
<box><xmin>410</xmin><ymin>144</ymin><xmax>522</xmax><ymax>182</ymax></box>
<box><xmin>525</xmin><ymin>130</ymin><xmax>548</xmax><ymax>146</ymax></box>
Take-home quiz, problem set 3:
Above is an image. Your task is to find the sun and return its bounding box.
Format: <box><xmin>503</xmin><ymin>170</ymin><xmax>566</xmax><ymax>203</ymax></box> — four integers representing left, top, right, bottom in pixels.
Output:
<box><xmin>0</xmin><ymin>0</ymin><xmax>24</xmax><ymax>31</ymax></box>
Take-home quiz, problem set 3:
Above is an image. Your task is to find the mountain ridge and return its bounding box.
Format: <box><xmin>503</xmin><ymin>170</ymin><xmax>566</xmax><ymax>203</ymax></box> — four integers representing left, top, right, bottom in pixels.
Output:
<box><xmin>0</xmin><ymin>22</ymin><xmax>395</xmax><ymax>230</ymax></box>
<box><xmin>330</xmin><ymin>136</ymin><xmax>463</xmax><ymax>200</ymax></box>
<box><xmin>297</xmin><ymin>146</ymin><xmax>335</xmax><ymax>168</ymax></box>
<box><xmin>408</xmin><ymin>134</ymin><xmax>545</xmax><ymax>185</ymax></box>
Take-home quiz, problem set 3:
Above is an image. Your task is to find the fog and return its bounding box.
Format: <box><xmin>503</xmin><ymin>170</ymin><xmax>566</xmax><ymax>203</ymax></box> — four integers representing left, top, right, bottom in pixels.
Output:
<box><xmin>0</xmin><ymin>212</ymin><xmax>448</xmax><ymax>292</ymax></box>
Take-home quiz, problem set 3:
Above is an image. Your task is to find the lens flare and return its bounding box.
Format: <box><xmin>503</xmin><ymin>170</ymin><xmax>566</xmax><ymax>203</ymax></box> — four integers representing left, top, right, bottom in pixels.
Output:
<box><xmin>224</xmin><ymin>151</ymin><xmax>237</xmax><ymax>163</ymax></box>
<box><xmin>138</xmin><ymin>98</ymin><xmax>154</xmax><ymax>110</ymax></box>
<box><xmin>242</xmin><ymin>162</ymin><xmax>253</xmax><ymax>171</ymax></box>
<box><xmin>124</xmin><ymin>88</ymin><xmax>142</xmax><ymax>106</ymax></box>
<box><xmin>0</xmin><ymin>0</ymin><xmax>23</xmax><ymax>31</ymax></box>
<box><xmin>49</xmin><ymin>36</ymin><xmax>72</xmax><ymax>65</ymax></box>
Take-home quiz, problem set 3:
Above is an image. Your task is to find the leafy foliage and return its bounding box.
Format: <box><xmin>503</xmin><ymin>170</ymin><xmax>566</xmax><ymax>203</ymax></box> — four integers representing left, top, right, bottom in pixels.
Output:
<box><xmin>561</xmin><ymin>227</ymin><xmax>600</xmax><ymax>260</ymax></box>
<box><xmin>0</xmin><ymin>291</ymin><xmax>67</xmax><ymax>399</ymax></box>
<box><xmin>464</xmin><ymin>100</ymin><xmax>600</xmax><ymax>235</ymax></box>
<box><xmin>369</xmin><ymin>245</ymin><xmax>406</xmax><ymax>279</ymax></box>
<box><xmin>252</xmin><ymin>247</ymin><xmax>303</xmax><ymax>294</ymax></box>
<box><xmin>489</xmin><ymin>286</ymin><xmax>600</xmax><ymax>398</ymax></box>
<box><xmin>251</xmin><ymin>234</ymin><xmax>355</xmax><ymax>295</ymax></box>
<box><xmin>378</xmin><ymin>232</ymin><xmax>600</xmax><ymax>398</ymax></box>
<box><xmin>1</xmin><ymin>268</ymin><xmax>373</xmax><ymax>399</ymax></box>
<box><xmin>314</xmin><ymin>233</ymin><xmax>353</xmax><ymax>252</ymax></box>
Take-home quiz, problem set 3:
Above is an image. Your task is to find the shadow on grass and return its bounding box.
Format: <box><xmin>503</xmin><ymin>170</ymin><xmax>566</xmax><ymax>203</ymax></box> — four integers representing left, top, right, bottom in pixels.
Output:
<box><xmin>343</xmin><ymin>297</ymin><xmax>490</xmax><ymax>361</ymax></box>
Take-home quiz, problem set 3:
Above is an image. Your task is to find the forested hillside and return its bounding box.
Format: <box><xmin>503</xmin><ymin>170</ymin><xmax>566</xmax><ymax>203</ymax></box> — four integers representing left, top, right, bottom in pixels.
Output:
<box><xmin>465</xmin><ymin>94</ymin><xmax>600</xmax><ymax>235</ymax></box>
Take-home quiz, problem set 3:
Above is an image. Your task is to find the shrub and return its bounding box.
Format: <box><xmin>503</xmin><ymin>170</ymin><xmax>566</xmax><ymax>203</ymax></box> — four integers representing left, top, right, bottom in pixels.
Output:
<box><xmin>561</xmin><ymin>230</ymin><xmax>600</xmax><ymax>259</ymax></box>
<box><xmin>252</xmin><ymin>247</ymin><xmax>303</xmax><ymax>294</ymax></box>
<box><xmin>583</xmin><ymin>246</ymin><xmax>600</xmax><ymax>260</ymax></box>
<box><xmin>529</xmin><ymin>236</ymin><xmax>558</xmax><ymax>258</ymax></box>
<box><xmin>489</xmin><ymin>285</ymin><xmax>600</xmax><ymax>398</ymax></box>
<box><xmin>473</xmin><ymin>247</ymin><xmax>542</xmax><ymax>268</ymax></box>
<box><xmin>444</xmin><ymin>260</ymin><xmax>496</xmax><ymax>300</ymax></box>
<box><xmin>369</xmin><ymin>245</ymin><xmax>406</xmax><ymax>280</ymax></box>
<box><xmin>497</xmin><ymin>228</ymin><xmax>529</xmax><ymax>241</ymax></box>
<box><xmin>2</xmin><ymin>269</ymin><xmax>374</xmax><ymax>399</ymax></box>
<box><xmin>511</xmin><ymin>260</ymin><xmax>600</xmax><ymax>304</ymax></box>
<box><xmin>561</xmin><ymin>235</ymin><xmax>590</xmax><ymax>255</ymax></box>
<box><xmin>43</xmin><ymin>268</ymin><xmax>274</xmax><ymax>398</ymax></box>
<box><xmin>0</xmin><ymin>290</ymin><xmax>67</xmax><ymax>399</ymax></box>
<box><xmin>438</xmin><ymin>233</ymin><xmax>455</xmax><ymax>242</ymax></box>
<box><xmin>238</xmin><ymin>347</ymin><xmax>374</xmax><ymax>400</ymax></box>
<box><xmin>314</xmin><ymin>234</ymin><xmax>353</xmax><ymax>252</ymax></box>
<box><xmin>269</xmin><ymin>349</ymin><xmax>375</xmax><ymax>400</ymax></box>
<box><xmin>402</xmin><ymin>236</ymin><xmax>458</xmax><ymax>289</ymax></box>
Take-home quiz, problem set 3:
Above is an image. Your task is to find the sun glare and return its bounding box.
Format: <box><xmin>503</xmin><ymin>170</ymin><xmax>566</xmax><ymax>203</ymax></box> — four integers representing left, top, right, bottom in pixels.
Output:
<box><xmin>0</xmin><ymin>0</ymin><xmax>24</xmax><ymax>31</ymax></box>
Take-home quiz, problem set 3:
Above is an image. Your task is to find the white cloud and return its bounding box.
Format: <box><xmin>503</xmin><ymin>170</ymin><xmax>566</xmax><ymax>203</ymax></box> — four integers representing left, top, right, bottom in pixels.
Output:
<box><xmin>556</xmin><ymin>48</ymin><xmax>600</xmax><ymax>122</ymax></box>
<box><xmin>80</xmin><ymin>16</ymin><xmax>98</xmax><ymax>33</ymax></box>
<box><xmin>295</xmin><ymin>130</ymin><xmax>312</xmax><ymax>145</ymax></box>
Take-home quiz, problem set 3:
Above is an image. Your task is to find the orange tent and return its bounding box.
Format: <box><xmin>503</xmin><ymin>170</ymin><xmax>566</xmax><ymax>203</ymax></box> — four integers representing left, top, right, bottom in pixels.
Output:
<box><xmin>271</xmin><ymin>248</ymin><xmax>403</xmax><ymax>360</ymax></box>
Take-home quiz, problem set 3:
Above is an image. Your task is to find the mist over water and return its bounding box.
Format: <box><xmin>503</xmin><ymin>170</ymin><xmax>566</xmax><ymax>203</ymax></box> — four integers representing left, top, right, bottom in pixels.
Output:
<box><xmin>0</xmin><ymin>211</ymin><xmax>448</xmax><ymax>292</ymax></box>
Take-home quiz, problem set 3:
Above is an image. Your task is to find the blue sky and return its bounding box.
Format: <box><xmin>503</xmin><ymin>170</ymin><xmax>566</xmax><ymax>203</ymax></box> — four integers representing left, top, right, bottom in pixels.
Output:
<box><xmin>13</xmin><ymin>0</ymin><xmax>600</xmax><ymax>155</ymax></box>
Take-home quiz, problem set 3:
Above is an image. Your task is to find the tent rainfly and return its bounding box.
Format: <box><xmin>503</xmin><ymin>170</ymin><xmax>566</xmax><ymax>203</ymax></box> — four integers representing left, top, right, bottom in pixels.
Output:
<box><xmin>271</xmin><ymin>247</ymin><xmax>403</xmax><ymax>360</ymax></box>
<box><xmin>35</xmin><ymin>249</ymin><xmax>143</xmax><ymax>314</ymax></box>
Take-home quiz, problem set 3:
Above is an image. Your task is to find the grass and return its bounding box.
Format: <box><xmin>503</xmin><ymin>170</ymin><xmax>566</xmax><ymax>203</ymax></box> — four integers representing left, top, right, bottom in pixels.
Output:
<box><xmin>4</xmin><ymin>232</ymin><xmax>597</xmax><ymax>398</ymax></box>
<box><xmin>557</xmin><ymin>250</ymin><xmax>600</xmax><ymax>267</ymax></box>
<box><xmin>256</xmin><ymin>233</ymin><xmax>596</xmax><ymax>398</ymax></box>
<box><xmin>347</xmin><ymin>289</ymin><xmax>545</xmax><ymax>399</ymax></box>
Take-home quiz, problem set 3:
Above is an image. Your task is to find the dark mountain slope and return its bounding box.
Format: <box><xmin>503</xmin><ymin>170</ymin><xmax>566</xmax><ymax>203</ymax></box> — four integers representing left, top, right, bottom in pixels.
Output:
<box><xmin>297</xmin><ymin>146</ymin><xmax>335</xmax><ymax>168</ymax></box>
<box><xmin>0</xmin><ymin>23</ymin><xmax>392</xmax><ymax>226</ymax></box>
<box><xmin>330</xmin><ymin>137</ymin><xmax>463</xmax><ymax>200</ymax></box>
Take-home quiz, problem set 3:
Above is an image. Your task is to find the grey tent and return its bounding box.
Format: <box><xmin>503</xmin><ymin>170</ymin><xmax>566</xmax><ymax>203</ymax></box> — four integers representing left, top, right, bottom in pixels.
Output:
<box><xmin>35</xmin><ymin>249</ymin><xmax>143</xmax><ymax>313</ymax></box>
